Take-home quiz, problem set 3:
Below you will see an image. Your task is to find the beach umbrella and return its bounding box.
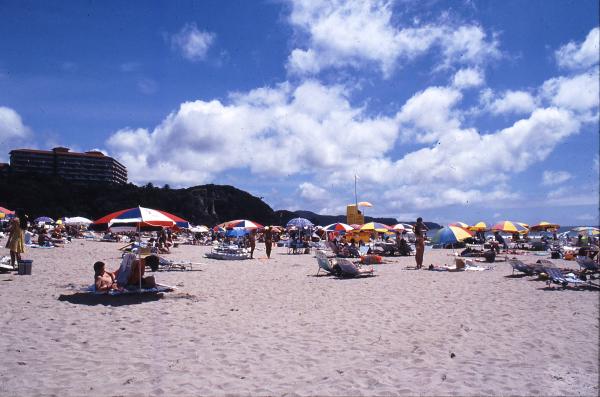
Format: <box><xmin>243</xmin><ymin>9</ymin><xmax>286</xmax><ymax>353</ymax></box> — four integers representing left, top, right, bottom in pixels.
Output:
<box><xmin>358</xmin><ymin>201</ymin><xmax>373</xmax><ymax>207</ymax></box>
<box><xmin>392</xmin><ymin>223</ymin><xmax>407</xmax><ymax>231</ymax></box>
<box><xmin>350</xmin><ymin>224</ymin><xmax>362</xmax><ymax>230</ymax></box>
<box><xmin>286</xmin><ymin>217</ymin><xmax>313</xmax><ymax>229</ymax></box>
<box><xmin>530</xmin><ymin>221</ymin><xmax>560</xmax><ymax>231</ymax></box>
<box><xmin>491</xmin><ymin>221</ymin><xmax>528</xmax><ymax>233</ymax></box>
<box><xmin>225</xmin><ymin>227</ymin><xmax>249</xmax><ymax>237</ymax></box>
<box><xmin>323</xmin><ymin>222</ymin><xmax>354</xmax><ymax>232</ymax></box>
<box><xmin>431</xmin><ymin>226</ymin><xmax>473</xmax><ymax>245</ymax></box>
<box><xmin>0</xmin><ymin>206</ymin><xmax>14</xmax><ymax>217</ymax></box>
<box><xmin>34</xmin><ymin>216</ymin><xmax>54</xmax><ymax>224</ymax></box>
<box><xmin>63</xmin><ymin>216</ymin><xmax>93</xmax><ymax>226</ymax></box>
<box><xmin>571</xmin><ymin>226</ymin><xmax>599</xmax><ymax>236</ymax></box>
<box><xmin>189</xmin><ymin>225</ymin><xmax>209</xmax><ymax>233</ymax></box>
<box><xmin>213</xmin><ymin>225</ymin><xmax>225</xmax><ymax>233</ymax></box>
<box><xmin>360</xmin><ymin>222</ymin><xmax>391</xmax><ymax>232</ymax></box>
<box><xmin>91</xmin><ymin>206</ymin><xmax>186</xmax><ymax>231</ymax></box>
<box><xmin>220</xmin><ymin>219</ymin><xmax>263</xmax><ymax>229</ymax></box>
<box><xmin>469</xmin><ymin>222</ymin><xmax>488</xmax><ymax>231</ymax></box>
<box><xmin>516</xmin><ymin>222</ymin><xmax>529</xmax><ymax>229</ymax></box>
<box><xmin>449</xmin><ymin>221</ymin><xmax>469</xmax><ymax>229</ymax></box>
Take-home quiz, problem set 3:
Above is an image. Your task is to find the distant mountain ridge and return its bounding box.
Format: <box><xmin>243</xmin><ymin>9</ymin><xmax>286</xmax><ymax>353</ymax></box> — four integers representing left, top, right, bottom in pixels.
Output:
<box><xmin>0</xmin><ymin>174</ymin><xmax>441</xmax><ymax>228</ymax></box>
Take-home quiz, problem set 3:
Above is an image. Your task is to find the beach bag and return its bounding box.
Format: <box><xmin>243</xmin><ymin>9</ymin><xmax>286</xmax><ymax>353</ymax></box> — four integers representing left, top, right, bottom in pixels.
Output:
<box><xmin>483</xmin><ymin>250</ymin><xmax>496</xmax><ymax>263</ymax></box>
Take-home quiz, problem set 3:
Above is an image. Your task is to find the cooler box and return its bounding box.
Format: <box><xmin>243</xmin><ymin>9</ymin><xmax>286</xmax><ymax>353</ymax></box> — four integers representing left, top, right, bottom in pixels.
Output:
<box><xmin>18</xmin><ymin>260</ymin><xmax>33</xmax><ymax>275</ymax></box>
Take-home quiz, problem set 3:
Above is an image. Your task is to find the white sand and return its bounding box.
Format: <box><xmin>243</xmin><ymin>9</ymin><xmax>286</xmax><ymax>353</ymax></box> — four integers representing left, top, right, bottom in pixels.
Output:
<box><xmin>0</xmin><ymin>240</ymin><xmax>598</xmax><ymax>396</ymax></box>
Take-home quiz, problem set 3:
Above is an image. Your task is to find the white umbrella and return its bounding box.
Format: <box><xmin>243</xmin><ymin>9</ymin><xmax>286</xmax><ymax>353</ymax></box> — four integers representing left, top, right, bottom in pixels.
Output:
<box><xmin>64</xmin><ymin>216</ymin><xmax>93</xmax><ymax>226</ymax></box>
<box><xmin>190</xmin><ymin>225</ymin><xmax>209</xmax><ymax>233</ymax></box>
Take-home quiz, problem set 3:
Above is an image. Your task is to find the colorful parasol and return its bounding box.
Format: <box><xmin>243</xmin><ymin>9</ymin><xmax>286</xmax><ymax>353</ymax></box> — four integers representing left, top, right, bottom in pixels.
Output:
<box><xmin>91</xmin><ymin>206</ymin><xmax>188</xmax><ymax>231</ymax></box>
<box><xmin>219</xmin><ymin>219</ymin><xmax>263</xmax><ymax>229</ymax></box>
<box><xmin>359</xmin><ymin>222</ymin><xmax>391</xmax><ymax>232</ymax></box>
<box><xmin>530</xmin><ymin>221</ymin><xmax>560</xmax><ymax>231</ymax></box>
<box><xmin>432</xmin><ymin>226</ymin><xmax>474</xmax><ymax>244</ymax></box>
<box><xmin>491</xmin><ymin>221</ymin><xmax>528</xmax><ymax>233</ymax></box>
<box><xmin>285</xmin><ymin>217</ymin><xmax>314</xmax><ymax>229</ymax></box>
<box><xmin>449</xmin><ymin>221</ymin><xmax>469</xmax><ymax>229</ymax></box>
<box><xmin>469</xmin><ymin>221</ymin><xmax>488</xmax><ymax>232</ymax></box>
<box><xmin>323</xmin><ymin>222</ymin><xmax>354</xmax><ymax>232</ymax></box>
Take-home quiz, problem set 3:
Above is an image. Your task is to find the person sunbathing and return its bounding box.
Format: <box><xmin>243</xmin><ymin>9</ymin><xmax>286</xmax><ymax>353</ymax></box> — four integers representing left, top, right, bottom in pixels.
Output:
<box><xmin>93</xmin><ymin>261</ymin><xmax>119</xmax><ymax>292</ymax></box>
<box><xmin>94</xmin><ymin>255</ymin><xmax>157</xmax><ymax>290</ymax></box>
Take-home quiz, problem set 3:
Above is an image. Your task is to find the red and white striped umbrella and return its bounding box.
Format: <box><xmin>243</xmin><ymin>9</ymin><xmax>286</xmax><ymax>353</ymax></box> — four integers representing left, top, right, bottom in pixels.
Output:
<box><xmin>219</xmin><ymin>219</ymin><xmax>263</xmax><ymax>229</ymax></box>
<box><xmin>323</xmin><ymin>222</ymin><xmax>354</xmax><ymax>232</ymax></box>
<box><xmin>91</xmin><ymin>206</ymin><xmax>188</xmax><ymax>231</ymax></box>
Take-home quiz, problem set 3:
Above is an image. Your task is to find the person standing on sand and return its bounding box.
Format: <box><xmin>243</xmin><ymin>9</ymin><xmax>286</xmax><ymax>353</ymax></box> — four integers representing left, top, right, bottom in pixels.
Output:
<box><xmin>264</xmin><ymin>227</ymin><xmax>273</xmax><ymax>259</ymax></box>
<box><xmin>249</xmin><ymin>230</ymin><xmax>256</xmax><ymax>259</ymax></box>
<box><xmin>414</xmin><ymin>217</ymin><xmax>428</xmax><ymax>269</ymax></box>
<box><xmin>5</xmin><ymin>208</ymin><xmax>28</xmax><ymax>268</ymax></box>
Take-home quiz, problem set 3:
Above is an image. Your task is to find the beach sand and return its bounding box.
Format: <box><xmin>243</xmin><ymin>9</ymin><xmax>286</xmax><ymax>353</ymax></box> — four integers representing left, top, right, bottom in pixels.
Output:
<box><xmin>0</xmin><ymin>240</ymin><xmax>598</xmax><ymax>396</ymax></box>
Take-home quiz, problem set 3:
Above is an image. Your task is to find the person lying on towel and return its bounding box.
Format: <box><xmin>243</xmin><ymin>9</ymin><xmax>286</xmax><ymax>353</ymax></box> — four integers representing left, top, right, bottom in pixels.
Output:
<box><xmin>93</xmin><ymin>254</ymin><xmax>157</xmax><ymax>292</ymax></box>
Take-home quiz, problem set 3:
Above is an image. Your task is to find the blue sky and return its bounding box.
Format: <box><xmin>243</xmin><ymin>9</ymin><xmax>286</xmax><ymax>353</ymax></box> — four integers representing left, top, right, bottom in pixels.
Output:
<box><xmin>0</xmin><ymin>0</ymin><xmax>598</xmax><ymax>225</ymax></box>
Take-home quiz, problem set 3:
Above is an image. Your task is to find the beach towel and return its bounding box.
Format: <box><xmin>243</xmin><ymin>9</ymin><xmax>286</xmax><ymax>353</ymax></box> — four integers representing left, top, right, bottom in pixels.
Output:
<box><xmin>82</xmin><ymin>283</ymin><xmax>175</xmax><ymax>295</ymax></box>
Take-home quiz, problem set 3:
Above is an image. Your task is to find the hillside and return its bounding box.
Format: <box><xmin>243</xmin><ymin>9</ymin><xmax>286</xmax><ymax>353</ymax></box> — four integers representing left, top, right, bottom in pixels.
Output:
<box><xmin>0</xmin><ymin>174</ymin><xmax>440</xmax><ymax>228</ymax></box>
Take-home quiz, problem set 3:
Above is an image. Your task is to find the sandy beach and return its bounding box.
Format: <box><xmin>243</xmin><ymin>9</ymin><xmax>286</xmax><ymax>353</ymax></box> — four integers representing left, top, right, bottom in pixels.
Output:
<box><xmin>0</xmin><ymin>240</ymin><xmax>598</xmax><ymax>396</ymax></box>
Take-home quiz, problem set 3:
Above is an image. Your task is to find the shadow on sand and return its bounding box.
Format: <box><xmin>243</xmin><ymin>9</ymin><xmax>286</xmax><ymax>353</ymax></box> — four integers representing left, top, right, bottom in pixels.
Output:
<box><xmin>58</xmin><ymin>292</ymin><xmax>164</xmax><ymax>306</ymax></box>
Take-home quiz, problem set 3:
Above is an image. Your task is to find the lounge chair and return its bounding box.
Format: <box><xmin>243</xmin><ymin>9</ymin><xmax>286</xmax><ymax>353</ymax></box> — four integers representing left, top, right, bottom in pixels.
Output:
<box><xmin>576</xmin><ymin>256</ymin><xmax>599</xmax><ymax>275</ymax></box>
<box><xmin>544</xmin><ymin>267</ymin><xmax>588</xmax><ymax>289</ymax></box>
<box><xmin>335</xmin><ymin>258</ymin><xmax>374</xmax><ymax>278</ymax></box>
<box><xmin>315</xmin><ymin>250</ymin><xmax>336</xmax><ymax>276</ymax></box>
<box><xmin>359</xmin><ymin>245</ymin><xmax>370</xmax><ymax>256</ymax></box>
<box><xmin>509</xmin><ymin>258</ymin><xmax>536</xmax><ymax>275</ymax></box>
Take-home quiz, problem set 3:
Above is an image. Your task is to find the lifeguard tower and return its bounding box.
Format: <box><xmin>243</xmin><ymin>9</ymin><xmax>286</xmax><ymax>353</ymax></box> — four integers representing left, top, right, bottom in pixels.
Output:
<box><xmin>346</xmin><ymin>204</ymin><xmax>364</xmax><ymax>225</ymax></box>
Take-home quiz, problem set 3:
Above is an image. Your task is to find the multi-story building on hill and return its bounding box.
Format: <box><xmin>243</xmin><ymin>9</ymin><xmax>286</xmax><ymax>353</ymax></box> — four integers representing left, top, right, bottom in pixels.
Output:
<box><xmin>8</xmin><ymin>147</ymin><xmax>127</xmax><ymax>184</ymax></box>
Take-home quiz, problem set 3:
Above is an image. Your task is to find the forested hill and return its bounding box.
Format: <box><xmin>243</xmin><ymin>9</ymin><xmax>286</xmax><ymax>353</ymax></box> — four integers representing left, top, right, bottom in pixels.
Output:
<box><xmin>0</xmin><ymin>175</ymin><xmax>440</xmax><ymax>228</ymax></box>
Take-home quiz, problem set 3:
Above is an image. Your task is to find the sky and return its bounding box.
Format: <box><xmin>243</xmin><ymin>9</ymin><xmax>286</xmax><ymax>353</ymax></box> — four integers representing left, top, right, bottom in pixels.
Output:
<box><xmin>0</xmin><ymin>0</ymin><xmax>598</xmax><ymax>225</ymax></box>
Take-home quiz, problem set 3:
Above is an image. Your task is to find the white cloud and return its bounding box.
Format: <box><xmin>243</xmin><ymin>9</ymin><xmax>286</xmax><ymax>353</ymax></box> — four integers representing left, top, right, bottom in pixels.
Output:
<box><xmin>555</xmin><ymin>27</ymin><xmax>599</xmax><ymax>70</ymax></box>
<box><xmin>542</xmin><ymin>170</ymin><xmax>572</xmax><ymax>186</ymax></box>
<box><xmin>286</xmin><ymin>0</ymin><xmax>500</xmax><ymax>77</ymax></box>
<box><xmin>298</xmin><ymin>182</ymin><xmax>328</xmax><ymax>201</ymax></box>
<box><xmin>452</xmin><ymin>68</ymin><xmax>484</xmax><ymax>89</ymax></box>
<box><xmin>171</xmin><ymin>23</ymin><xmax>215</xmax><ymax>61</ymax></box>
<box><xmin>541</xmin><ymin>72</ymin><xmax>600</xmax><ymax>112</ymax></box>
<box><xmin>487</xmin><ymin>90</ymin><xmax>537</xmax><ymax>115</ymax></box>
<box><xmin>0</xmin><ymin>106</ymin><xmax>30</xmax><ymax>142</ymax></box>
<box><xmin>396</xmin><ymin>86</ymin><xmax>462</xmax><ymax>143</ymax></box>
<box><xmin>107</xmin><ymin>80</ymin><xmax>398</xmax><ymax>185</ymax></box>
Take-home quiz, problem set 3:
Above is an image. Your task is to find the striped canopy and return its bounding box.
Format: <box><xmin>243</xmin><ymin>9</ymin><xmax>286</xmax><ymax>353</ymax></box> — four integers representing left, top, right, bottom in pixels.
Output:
<box><xmin>449</xmin><ymin>221</ymin><xmax>469</xmax><ymax>229</ymax></box>
<box><xmin>360</xmin><ymin>222</ymin><xmax>391</xmax><ymax>232</ymax></box>
<box><xmin>323</xmin><ymin>222</ymin><xmax>354</xmax><ymax>232</ymax></box>
<box><xmin>530</xmin><ymin>221</ymin><xmax>560</xmax><ymax>231</ymax></box>
<box><xmin>469</xmin><ymin>221</ymin><xmax>488</xmax><ymax>231</ymax></box>
<box><xmin>432</xmin><ymin>226</ymin><xmax>473</xmax><ymax>244</ymax></box>
<box><xmin>491</xmin><ymin>221</ymin><xmax>528</xmax><ymax>233</ymax></box>
<box><xmin>572</xmin><ymin>226</ymin><xmax>599</xmax><ymax>236</ymax></box>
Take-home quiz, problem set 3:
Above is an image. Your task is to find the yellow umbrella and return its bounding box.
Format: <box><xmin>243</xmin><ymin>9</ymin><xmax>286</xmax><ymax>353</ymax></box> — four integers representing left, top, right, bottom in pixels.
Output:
<box><xmin>492</xmin><ymin>221</ymin><xmax>528</xmax><ymax>233</ymax></box>
<box><xmin>359</xmin><ymin>222</ymin><xmax>391</xmax><ymax>232</ymax></box>
<box><xmin>530</xmin><ymin>221</ymin><xmax>560</xmax><ymax>231</ymax></box>
<box><xmin>449</xmin><ymin>221</ymin><xmax>469</xmax><ymax>229</ymax></box>
<box><xmin>469</xmin><ymin>221</ymin><xmax>487</xmax><ymax>231</ymax></box>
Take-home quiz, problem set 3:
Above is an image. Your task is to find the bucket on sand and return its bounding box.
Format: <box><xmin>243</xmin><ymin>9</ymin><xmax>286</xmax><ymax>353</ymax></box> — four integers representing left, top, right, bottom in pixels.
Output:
<box><xmin>18</xmin><ymin>259</ymin><xmax>33</xmax><ymax>275</ymax></box>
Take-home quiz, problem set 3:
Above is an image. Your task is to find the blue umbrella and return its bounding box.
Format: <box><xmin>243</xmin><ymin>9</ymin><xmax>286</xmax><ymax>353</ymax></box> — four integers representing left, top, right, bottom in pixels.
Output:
<box><xmin>34</xmin><ymin>216</ymin><xmax>54</xmax><ymax>224</ymax></box>
<box><xmin>286</xmin><ymin>217</ymin><xmax>314</xmax><ymax>228</ymax></box>
<box><xmin>431</xmin><ymin>226</ymin><xmax>473</xmax><ymax>244</ymax></box>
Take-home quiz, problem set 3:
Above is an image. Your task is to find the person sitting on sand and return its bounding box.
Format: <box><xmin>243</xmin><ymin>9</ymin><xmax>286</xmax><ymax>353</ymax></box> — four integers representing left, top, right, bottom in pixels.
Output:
<box><xmin>93</xmin><ymin>261</ymin><xmax>119</xmax><ymax>292</ymax></box>
<box><xmin>96</xmin><ymin>254</ymin><xmax>157</xmax><ymax>290</ymax></box>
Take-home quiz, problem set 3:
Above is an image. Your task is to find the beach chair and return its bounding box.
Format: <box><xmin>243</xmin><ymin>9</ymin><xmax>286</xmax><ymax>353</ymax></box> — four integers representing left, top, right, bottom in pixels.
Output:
<box><xmin>544</xmin><ymin>267</ymin><xmax>587</xmax><ymax>289</ymax></box>
<box><xmin>359</xmin><ymin>245</ymin><xmax>370</xmax><ymax>257</ymax></box>
<box><xmin>509</xmin><ymin>259</ymin><xmax>535</xmax><ymax>275</ymax></box>
<box><xmin>576</xmin><ymin>256</ymin><xmax>599</xmax><ymax>275</ymax></box>
<box><xmin>335</xmin><ymin>258</ymin><xmax>374</xmax><ymax>278</ymax></box>
<box><xmin>315</xmin><ymin>250</ymin><xmax>336</xmax><ymax>276</ymax></box>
